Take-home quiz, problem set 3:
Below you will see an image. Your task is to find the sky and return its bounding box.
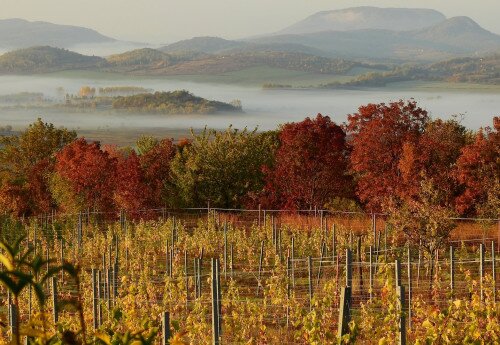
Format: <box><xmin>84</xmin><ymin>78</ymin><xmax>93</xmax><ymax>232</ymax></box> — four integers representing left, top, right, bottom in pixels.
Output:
<box><xmin>1</xmin><ymin>0</ymin><xmax>499</xmax><ymax>43</ymax></box>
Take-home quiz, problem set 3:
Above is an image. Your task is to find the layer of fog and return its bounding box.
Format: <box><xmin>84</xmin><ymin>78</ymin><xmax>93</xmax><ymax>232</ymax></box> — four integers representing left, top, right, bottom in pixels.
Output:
<box><xmin>0</xmin><ymin>74</ymin><xmax>498</xmax><ymax>132</ymax></box>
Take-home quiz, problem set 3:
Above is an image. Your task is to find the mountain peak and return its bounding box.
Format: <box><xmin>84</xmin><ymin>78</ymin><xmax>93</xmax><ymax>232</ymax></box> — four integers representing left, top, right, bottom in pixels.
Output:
<box><xmin>277</xmin><ymin>7</ymin><xmax>446</xmax><ymax>35</ymax></box>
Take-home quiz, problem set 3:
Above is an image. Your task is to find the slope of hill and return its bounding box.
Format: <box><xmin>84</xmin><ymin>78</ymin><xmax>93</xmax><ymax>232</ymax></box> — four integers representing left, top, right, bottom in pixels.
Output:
<box><xmin>104</xmin><ymin>50</ymin><xmax>385</xmax><ymax>76</ymax></box>
<box><xmin>320</xmin><ymin>54</ymin><xmax>500</xmax><ymax>88</ymax></box>
<box><xmin>160</xmin><ymin>36</ymin><xmax>244</xmax><ymax>54</ymax></box>
<box><xmin>413</xmin><ymin>17</ymin><xmax>500</xmax><ymax>52</ymax></box>
<box><xmin>0</xmin><ymin>18</ymin><xmax>115</xmax><ymax>49</ymax></box>
<box><xmin>106</xmin><ymin>48</ymin><xmax>177</xmax><ymax>70</ymax></box>
<box><xmin>0</xmin><ymin>46</ymin><xmax>107</xmax><ymax>73</ymax></box>
<box><xmin>251</xmin><ymin>16</ymin><xmax>500</xmax><ymax>62</ymax></box>
<box><xmin>277</xmin><ymin>7</ymin><xmax>446</xmax><ymax>35</ymax></box>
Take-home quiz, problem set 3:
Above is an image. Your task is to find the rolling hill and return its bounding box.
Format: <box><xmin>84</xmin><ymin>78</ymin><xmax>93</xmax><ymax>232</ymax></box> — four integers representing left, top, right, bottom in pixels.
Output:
<box><xmin>0</xmin><ymin>18</ymin><xmax>115</xmax><ymax>49</ymax></box>
<box><xmin>275</xmin><ymin>7</ymin><xmax>446</xmax><ymax>35</ymax></box>
<box><xmin>250</xmin><ymin>17</ymin><xmax>500</xmax><ymax>61</ymax></box>
<box><xmin>319</xmin><ymin>54</ymin><xmax>500</xmax><ymax>88</ymax></box>
<box><xmin>0</xmin><ymin>46</ymin><xmax>107</xmax><ymax>73</ymax></box>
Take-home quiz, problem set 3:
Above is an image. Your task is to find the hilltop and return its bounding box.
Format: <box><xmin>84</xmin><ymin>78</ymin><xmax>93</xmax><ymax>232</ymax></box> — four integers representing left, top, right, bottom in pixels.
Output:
<box><xmin>0</xmin><ymin>46</ymin><xmax>107</xmax><ymax>73</ymax></box>
<box><xmin>276</xmin><ymin>7</ymin><xmax>446</xmax><ymax>35</ymax></box>
<box><xmin>0</xmin><ymin>18</ymin><xmax>115</xmax><ymax>49</ymax></box>
<box><xmin>250</xmin><ymin>16</ymin><xmax>500</xmax><ymax>61</ymax></box>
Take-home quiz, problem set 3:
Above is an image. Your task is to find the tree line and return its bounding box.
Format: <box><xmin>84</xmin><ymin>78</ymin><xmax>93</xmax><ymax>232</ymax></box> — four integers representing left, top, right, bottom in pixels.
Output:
<box><xmin>0</xmin><ymin>99</ymin><xmax>497</xmax><ymax>218</ymax></box>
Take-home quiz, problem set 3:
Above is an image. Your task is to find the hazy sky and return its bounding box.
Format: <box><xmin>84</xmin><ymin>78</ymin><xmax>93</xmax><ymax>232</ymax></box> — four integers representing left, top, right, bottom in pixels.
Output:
<box><xmin>2</xmin><ymin>0</ymin><xmax>499</xmax><ymax>43</ymax></box>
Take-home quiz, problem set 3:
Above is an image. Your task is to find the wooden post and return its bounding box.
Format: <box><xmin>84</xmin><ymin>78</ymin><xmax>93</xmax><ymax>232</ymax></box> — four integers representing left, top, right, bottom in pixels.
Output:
<box><xmin>211</xmin><ymin>258</ymin><xmax>220</xmax><ymax>345</ymax></box>
<box><xmin>224</xmin><ymin>222</ymin><xmax>228</xmax><ymax>279</ymax></box>
<box><xmin>286</xmin><ymin>255</ymin><xmax>291</xmax><ymax>327</ymax></box>
<box><xmin>407</xmin><ymin>247</ymin><xmax>412</xmax><ymax>331</ymax></box>
<box><xmin>162</xmin><ymin>312</ymin><xmax>170</xmax><ymax>345</ymax></box>
<box><xmin>450</xmin><ymin>246</ymin><xmax>454</xmax><ymax>294</ymax></box>
<box><xmin>417</xmin><ymin>241</ymin><xmax>422</xmax><ymax>288</ymax></box>
<box><xmin>106</xmin><ymin>268</ymin><xmax>111</xmax><ymax>310</ymax></box>
<box><xmin>346</xmin><ymin>248</ymin><xmax>352</xmax><ymax>288</ymax></box>
<box><xmin>395</xmin><ymin>259</ymin><xmax>406</xmax><ymax>345</ymax></box>
<box><xmin>230</xmin><ymin>243</ymin><xmax>234</xmax><ymax>279</ymax></box>
<box><xmin>332</xmin><ymin>224</ymin><xmax>336</xmax><ymax>258</ymax></box>
<box><xmin>92</xmin><ymin>269</ymin><xmax>98</xmax><ymax>330</ymax></box>
<box><xmin>492</xmin><ymin>241</ymin><xmax>496</xmax><ymax>302</ymax></box>
<box><xmin>357</xmin><ymin>236</ymin><xmax>363</xmax><ymax>294</ymax></box>
<box><xmin>316</xmin><ymin>242</ymin><xmax>326</xmax><ymax>286</ymax></box>
<box><xmin>193</xmin><ymin>258</ymin><xmax>198</xmax><ymax>299</ymax></box>
<box><xmin>384</xmin><ymin>225</ymin><xmax>388</xmax><ymax>263</ymax></box>
<box><xmin>216</xmin><ymin>258</ymin><xmax>222</xmax><ymax>336</ymax></box>
<box><xmin>395</xmin><ymin>259</ymin><xmax>401</xmax><ymax>287</ymax></box>
<box><xmin>257</xmin><ymin>241</ymin><xmax>264</xmax><ymax>295</ymax></box>
<box><xmin>185</xmin><ymin>250</ymin><xmax>188</xmax><ymax>309</ymax></box>
<box><xmin>165</xmin><ymin>240</ymin><xmax>169</xmax><ymax>276</ymax></box>
<box><xmin>369</xmin><ymin>246</ymin><xmax>373</xmax><ymax>300</ymax></box>
<box><xmin>480</xmin><ymin>243</ymin><xmax>485</xmax><ymax>301</ymax></box>
<box><xmin>198</xmin><ymin>257</ymin><xmax>202</xmax><ymax>298</ymax></box>
<box><xmin>9</xmin><ymin>303</ymin><xmax>17</xmax><ymax>342</ymax></box>
<box><xmin>97</xmin><ymin>270</ymin><xmax>102</xmax><ymax>326</ymax></box>
<box><xmin>291</xmin><ymin>237</ymin><xmax>295</xmax><ymax>288</ymax></box>
<box><xmin>308</xmin><ymin>256</ymin><xmax>313</xmax><ymax>311</ymax></box>
<box><xmin>397</xmin><ymin>284</ymin><xmax>407</xmax><ymax>345</ymax></box>
<box><xmin>169</xmin><ymin>247</ymin><xmax>173</xmax><ymax>278</ymax></box>
<box><xmin>52</xmin><ymin>276</ymin><xmax>58</xmax><ymax>324</ymax></box>
<box><xmin>337</xmin><ymin>287</ymin><xmax>352</xmax><ymax>339</ymax></box>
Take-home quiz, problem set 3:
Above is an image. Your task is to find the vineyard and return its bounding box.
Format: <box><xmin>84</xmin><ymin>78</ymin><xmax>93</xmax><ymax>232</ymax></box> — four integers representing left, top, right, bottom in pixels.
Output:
<box><xmin>1</xmin><ymin>208</ymin><xmax>499</xmax><ymax>344</ymax></box>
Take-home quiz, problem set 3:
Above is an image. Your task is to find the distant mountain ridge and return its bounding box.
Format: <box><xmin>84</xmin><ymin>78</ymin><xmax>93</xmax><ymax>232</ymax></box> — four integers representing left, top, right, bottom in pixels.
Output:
<box><xmin>0</xmin><ymin>18</ymin><xmax>115</xmax><ymax>49</ymax></box>
<box><xmin>276</xmin><ymin>7</ymin><xmax>447</xmax><ymax>35</ymax></box>
<box><xmin>249</xmin><ymin>16</ymin><xmax>500</xmax><ymax>61</ymax></box>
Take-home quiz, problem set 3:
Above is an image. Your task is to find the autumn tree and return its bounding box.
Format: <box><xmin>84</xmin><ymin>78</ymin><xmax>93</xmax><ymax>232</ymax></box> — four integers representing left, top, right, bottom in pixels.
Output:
<box><xmin>139</xmin><ymin>138</ymin><xmax>177</xmax><ymax>207</ymax></box>
<box><xmin>0</xmin><ymin>119</ymin><xmax>76</xmax><ymax>215</ymax></box>
<box><xmin>262</xmin><ymin>114</ymin><xmax>353</xmax><ymax>210</ymax></box>
<box><xmin>170</xmin><ymin>127</ymin><xmax>277</xmax><ymax>208</ymax></box>
<box><xmin>456</xmin><ymin>117</ymin><xmax>499</xmax><ymax>216</ymax></box>
<box><xmin>388</xmin><ymin>177</ymin><xmax>456</xmax><ymax>290</ymax></box>
<box><xmin>114</xmin><ymin>151</ymin><xmax>152</xmax><ymax>215</ymax></box>
<box><xmin>346</xmin><ymin>100</ymin><xmax>429</xmax><ymax>211</ymax></box>
<box><xmin>51</xmin><ymin>138</ymin><xmax>117</xmax><ymax>213</ymax></box>
<box><xmin>398</xmin><ymin>118</ymin><xmax>469</xmax><ymax>205</ymax></box>
<box><xmin>78</xmin><ymin>86</ymin><xmax>96</xmax><ymax>98</ymax></box>
<box><xmin>136</xmin><ymin>135</ymin><xmax>159</xmax><ymax>155</ymax></box>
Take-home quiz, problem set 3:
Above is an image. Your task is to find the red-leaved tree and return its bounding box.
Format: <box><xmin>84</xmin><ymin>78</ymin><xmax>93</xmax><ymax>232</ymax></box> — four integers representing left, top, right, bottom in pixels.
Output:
<box><xmin>52</xmin><ymin>138</ymin><xmax>117</xmax><ymax>213</ymax></box>
<box><xmin>139</xmin><ymin>138</ymin><xmax>177</xmax><ymax>207</ymax></box>
<box><xmin>346</xmin><ymin>100</ymin><xmax>429</xmax><ymax>211</ymax></box>
<box><xmin>115</xmin><ymin>151</ymin><xmax>152</xmax><ymax>215</ymax></box>
<box><xmin>262</xmin><ymin>114</ymin><xmax>353</xmax><ymax>210</ymax></box>
<box><xmin>456</xmin><ymin>117</ymin><xmax>499</xmax><ymax>216</ymax></box>
<box><xmin>398</xmin><ymin>118</ymin><xmax>468</xmax><ymax>206</ymax></box>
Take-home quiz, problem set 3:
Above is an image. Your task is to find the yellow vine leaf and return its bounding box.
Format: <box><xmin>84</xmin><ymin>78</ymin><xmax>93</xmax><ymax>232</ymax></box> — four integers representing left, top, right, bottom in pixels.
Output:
<box><xmin>95</xmin><ymin>331</ymin><xmax>111</xmax><ymax>345</ymax></box>
<box><xmin>0</xmin><ymin>254</ymin><xmax>13</xmax><ymax>271</ymax></box>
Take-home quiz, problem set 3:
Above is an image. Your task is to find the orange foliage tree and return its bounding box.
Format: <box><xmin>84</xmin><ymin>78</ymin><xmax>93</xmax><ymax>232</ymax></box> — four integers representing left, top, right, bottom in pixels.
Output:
<box><xmin>456</xmin><ymin>117</ymin><xmax>499</xmax><ymax>216</ymax></box>
<box><xmin>398</xmin><ymin>118</ymin><xmax>469</xmax><ymax>206</ymax></box>
<box><xmin>139</xmin><ymin>138</ymin><xmax>177</xmax><ymax>207</ymax></box>
<box><xmin>262</xmin><ymin>114</ymin><xmax>353</xmax><ymax>210</ymax></box>
<box><xmin>346</xmin><ymin>100</ymin><xmax>429</xmax><ymax>211</ymax></box>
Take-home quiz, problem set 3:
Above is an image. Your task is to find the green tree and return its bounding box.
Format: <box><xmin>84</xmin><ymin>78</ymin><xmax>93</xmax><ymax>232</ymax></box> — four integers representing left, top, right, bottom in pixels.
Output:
<box><xmin>0</xmin><ymin>119</ymin><xmax>76</xmax><ymax>215</ymax></box>
<box><xmin>170</xmin><ymin>127</ymin><xmax>277</xmax><ymax>208</ymax></box>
